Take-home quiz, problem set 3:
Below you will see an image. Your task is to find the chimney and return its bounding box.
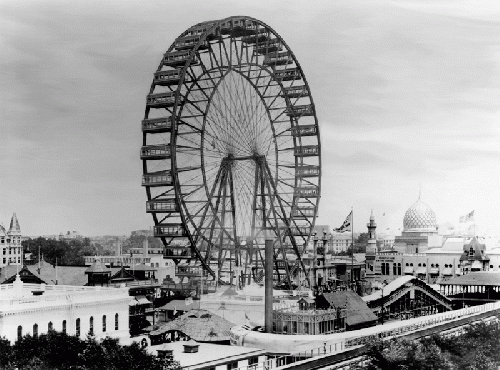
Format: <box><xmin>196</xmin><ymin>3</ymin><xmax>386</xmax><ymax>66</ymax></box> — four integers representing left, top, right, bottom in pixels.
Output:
<box><xmin>143</xmin><ymin>238</ymin><xmax>149</xmax><ymax>257</ymax></box>
<box><xmin>265</xmin><ymin>239</ymin><xmax>273</xmax><ymax>333</ymax></box>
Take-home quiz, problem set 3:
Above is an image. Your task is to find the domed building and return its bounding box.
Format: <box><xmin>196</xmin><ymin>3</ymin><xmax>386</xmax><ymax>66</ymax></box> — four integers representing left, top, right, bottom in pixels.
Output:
<box><xmin>394</xmin><ymin>196</ymin><xmax>443</xmax><ymax>254</ymax></box>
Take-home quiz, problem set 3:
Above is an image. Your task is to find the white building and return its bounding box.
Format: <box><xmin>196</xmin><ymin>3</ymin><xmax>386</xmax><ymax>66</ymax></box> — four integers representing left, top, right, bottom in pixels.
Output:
<box><xmin>0</xmin><ymin>275</ymin><xmax>130</xmax><ymax>343</ymax></box>
<box><xmin>0</xmin><ymin>213</ymin><xmax>22</xmax><ymax>268</ymax></box>
<box><xmin>329</xmin><ymin>233</ymin><xmax>351</xmax><ymax>253</ymax></box>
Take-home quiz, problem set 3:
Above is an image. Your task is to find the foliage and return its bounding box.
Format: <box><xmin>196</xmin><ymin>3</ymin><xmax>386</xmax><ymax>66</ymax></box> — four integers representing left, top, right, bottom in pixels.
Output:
<box><xmin>0</xmin><ymin>331</ymin><xmax>177</xmax><ymax>370</ymax></box>
<box><xmin>363</xmin><ymin>321</ymin><xmax>500</xmax><ymax>370</ymax></box>
<box><xmin>22</xmin><ymin>237</ymin><xmax>97</xmax><ymax>266</ymax></box>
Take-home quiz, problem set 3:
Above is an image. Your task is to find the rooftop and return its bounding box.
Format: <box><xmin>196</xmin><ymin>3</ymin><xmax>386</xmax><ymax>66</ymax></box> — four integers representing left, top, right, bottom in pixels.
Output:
<box><xmin>150</xmin><ymin>309</ymin><xmax>235</xmax><ymax>341</ymax></box>
<box><xmin>439</xmin><ymin>272</ymin><xmax>500</xmax><ymax>286</ymax></box>
<box><xmin>146</xmin><ymin>341</ymin><xmax>264</xmax><ymax>370</ymax></box>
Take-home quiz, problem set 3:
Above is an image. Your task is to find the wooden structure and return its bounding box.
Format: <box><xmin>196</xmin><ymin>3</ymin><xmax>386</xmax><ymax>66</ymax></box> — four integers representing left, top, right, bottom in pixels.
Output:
<box><xmin>440</xmin><ymin>272</ymin><xmax>500</xmax><ymax>308</ymax></box>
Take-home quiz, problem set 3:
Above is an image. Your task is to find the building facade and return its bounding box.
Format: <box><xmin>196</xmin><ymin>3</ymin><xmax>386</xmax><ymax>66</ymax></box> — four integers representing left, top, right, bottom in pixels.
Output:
<box><xmin>0</xmin><ymin>275</ymin><xmax>130</xmax><ymax>343</ymax></box>
<box><xmin>0</xmin><ymin>213</ymin><xmax>22</xmax><ymax>268</ymax></box>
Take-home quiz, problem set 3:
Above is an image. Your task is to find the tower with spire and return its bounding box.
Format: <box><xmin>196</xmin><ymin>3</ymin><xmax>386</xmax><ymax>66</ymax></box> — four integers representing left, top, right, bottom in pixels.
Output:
<box><xmin>366</xmin><ymin>210</ymin><xmax>377</xmax><ymax>255</ymax></box>
<box><xmin>365</xmin><ymin>210</ymin><xmax>377</xmax><ymax>281</ymax></box>
<box><xmin>0</xmin><ymin>213</ymin><xmax>23</xmax><ymax>267</ymax></box>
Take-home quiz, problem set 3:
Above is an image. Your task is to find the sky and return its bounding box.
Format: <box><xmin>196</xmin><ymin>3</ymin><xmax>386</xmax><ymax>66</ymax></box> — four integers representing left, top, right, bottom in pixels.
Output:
<box><xmin>1</xmin><ymin>0</ymin><xmax>500</xmax><ymax>237</ymax></box>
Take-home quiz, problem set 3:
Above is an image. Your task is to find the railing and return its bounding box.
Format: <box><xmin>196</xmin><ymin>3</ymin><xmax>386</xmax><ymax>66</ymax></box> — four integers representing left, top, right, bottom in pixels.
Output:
<box><xmin>229</xmin><ymin>301</ymin><xmax>500</xmax><ymax>370</ymax></box>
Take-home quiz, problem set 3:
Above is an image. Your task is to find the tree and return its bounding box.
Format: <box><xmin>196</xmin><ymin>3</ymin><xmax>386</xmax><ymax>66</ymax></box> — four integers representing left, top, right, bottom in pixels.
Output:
<box><xmin>363</xmin><ymin>321</ymin><xmax>500</xmax><ymax>370</ymax></box>
<box><xmin>3</xmin><ymin>330</ymin><xmax>169</xmax><ymax>369</ymax></box>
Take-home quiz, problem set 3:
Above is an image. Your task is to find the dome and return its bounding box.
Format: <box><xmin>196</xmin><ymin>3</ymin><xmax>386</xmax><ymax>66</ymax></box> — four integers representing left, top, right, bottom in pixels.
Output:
<box><xmin>403</xmin><ymin>198</ymin><xmax>437</xmax><ymax>231</ymax></box>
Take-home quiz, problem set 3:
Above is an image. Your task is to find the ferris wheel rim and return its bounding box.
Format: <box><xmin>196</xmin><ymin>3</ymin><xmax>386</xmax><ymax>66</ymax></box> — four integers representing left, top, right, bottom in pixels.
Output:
<box><xmin>142</xmin><ymin>16</ymin><xmax>322</xmax><ymax>284</ymax></box>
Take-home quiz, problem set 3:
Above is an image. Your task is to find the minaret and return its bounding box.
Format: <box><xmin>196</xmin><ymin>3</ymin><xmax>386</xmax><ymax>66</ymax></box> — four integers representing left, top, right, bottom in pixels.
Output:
<box><xmin>366</xmin><ymin>210</ymin><xmax>377</xmax><ymax>254</ymax></box>
<box><xmin>365</xmin><ymin>210</ymin><xmax>377</xmax><ymax>280</ymax></box>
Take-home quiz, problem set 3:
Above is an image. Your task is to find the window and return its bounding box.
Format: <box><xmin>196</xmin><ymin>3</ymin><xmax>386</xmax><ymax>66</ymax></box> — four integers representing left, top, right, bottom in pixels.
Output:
<box><xmin>17</xmin><ymin>326</ymin><xmax>22</xmax><ymax>341</ymax></box>
<box><xmin>62</xmin><ymin>320</ymin><xmax>66</xmax><ymax>334</ymax></box>
<box><xmin>76</xmin><ymin>318</ymin><xmax>81</xmax><ymax>337</ymax></box>
<box><xmin>89</xmin><ymin>316</ymin><xmax>94</xmax><ymax>335</ymax></box>
<box><xmin>115</xmin><ymin>314</ymin><xmax>119</xmax><ymax>330</ymax></box>
<box><xmin>48</xmin><ymin>322</ymin><xmax>53</xmax><ymax>331</ymax></box>
<box><xmin>248</xmin><ymin>356</ymin><xmax>259</xmax><ymax>368</ymax></box>
<box><xmin>423</xmin><ymin>263</ymin><xmax>426</xmax><ymax>267</ymax></box>
<box><xmin>397</xmin><ymin>263</ymin><xmax>402</xmax><ymax>275</ymax></box>
<box><xmin>469</xmin><ymin>247</ymin><xmax>474</xmax><ymax>257</ymax></box>
<box><xmin>102</xmin><ymin>315</ymin><xmax>106</xmax><ymax>332</ymax></box>
<box><xmin>431</xmin><ymin>264</ymin><xmax>434</xmax><ymax>268</ymax></box>
<box><xmin>33</xmin><ymin>324</ymin><xmax>38</xmax><ymax>338</ymax></box>
<box><xmin>393</xmin><ymin>263</ymin><xmax>397</xmax><ymax>275</ymax></box>
<box><xmin>227</xmin><ymin>361</ymin><xmax>238</xmax><ymax>370</ymax></box>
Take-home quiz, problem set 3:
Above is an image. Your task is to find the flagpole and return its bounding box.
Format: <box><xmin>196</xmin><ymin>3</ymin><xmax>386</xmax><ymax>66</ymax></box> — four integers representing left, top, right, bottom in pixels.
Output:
<box><xmin>351</xmin><ymin>207</ymin><xmax>354</xmax><ymax>289</ymax></box>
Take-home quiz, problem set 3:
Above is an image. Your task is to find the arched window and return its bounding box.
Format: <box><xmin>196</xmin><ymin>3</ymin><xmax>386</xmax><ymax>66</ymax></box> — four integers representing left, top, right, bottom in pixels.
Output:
<box><xmin>469</xmin><ymin>247</ymin><xmax>474</xmax><ymax>257</ymax></box>
<box><xmin>17</xmin><ymin>325</ymin><xmax>22</xmax><ymax>341</ymax></box>
<box><xmin>62</xmin><ymin>320</ymin><xmax>67</xmax><ymax>334</ymax></box>
<box><xmin>423</xmin><ymin>263</ymin><xmax>426</xmax><ymax>267</ymax></box>
<box><xmin>48</xmin><ymin>321</ymin><xmax>53</xmax><ymax>331</ymax></box>
<box><xmin>33</xmin><ymin>324</ymin><xmax>38</xmax><ymax>338</ymax></box>
<box><xmin>431</xmin><ymin>264</ymin><xmax>435</xmax><ymax>268</ymax></box>
<box><xmin>397</xmin><ymin>263</ymin><xmax>402</xmax><ymax>275</ymax></box>
<box><xmin>418</xmin><ymin>263</ymin><xmax>421</xmax><ymax>267</ymax></box>
<box><xmin>115</xmin><ymin>313</ymin><xmax>119</xmax><ymax>330</ymax></box>
<box><xmin>406</xmin><ymin>263</ymin><xmax>409</xmax><ymax>266</ymax></box>
<box><xmin>89</xmin><ymin>316</ymin><xmax>94</xmax><ymax>336</ymax></box>
<box><xmin>76</xmin><ymin>318</ymin><xmax>81</xmax><ymax>337</ymax></box>
<box><xmin>392</xmin><ymin>263</ymin><xmax>397</xmax><ymax>275</ymax></box>
<box><xmin>102</xmin><ymin>315</ymin><xmax>106</xmax><ymax>332</ymax></box>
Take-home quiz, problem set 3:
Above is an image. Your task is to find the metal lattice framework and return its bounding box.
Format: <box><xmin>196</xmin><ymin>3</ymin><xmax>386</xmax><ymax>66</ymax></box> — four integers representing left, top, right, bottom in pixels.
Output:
<box><xmin>141</xmin><ymin>16</ymin><xmax>321</xmax><ymax>286</ymax></box>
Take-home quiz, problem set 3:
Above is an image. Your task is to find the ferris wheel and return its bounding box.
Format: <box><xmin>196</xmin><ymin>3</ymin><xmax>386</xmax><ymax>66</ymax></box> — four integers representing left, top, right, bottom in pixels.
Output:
<box><xmin>141</xmin><ymin>16</ymin><xmax>321</xmax><ymax>286</ymax></box>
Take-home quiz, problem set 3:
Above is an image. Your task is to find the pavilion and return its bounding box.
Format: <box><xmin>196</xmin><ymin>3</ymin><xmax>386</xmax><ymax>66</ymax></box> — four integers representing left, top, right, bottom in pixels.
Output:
<box><xmin>439</xmin><ymin>272</ymin><xmax>500</xmax><ymax>308</ymax></box>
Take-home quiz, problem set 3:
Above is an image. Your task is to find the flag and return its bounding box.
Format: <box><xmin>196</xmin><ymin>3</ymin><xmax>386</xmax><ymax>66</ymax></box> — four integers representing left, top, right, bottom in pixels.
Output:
<box><xmin>459</xmin><ymin>210</ymin><xmax>474</xmax><ymax>223</ymax></box>
<box><xmin>334</xmin><ymin>211</ymin><xmax>352</xmax><ymax>232</ymax></box>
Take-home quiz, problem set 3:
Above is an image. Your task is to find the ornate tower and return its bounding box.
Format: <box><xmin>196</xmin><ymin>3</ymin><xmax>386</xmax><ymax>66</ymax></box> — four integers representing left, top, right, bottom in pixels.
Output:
<box><xmin>366</xmin><ymin>210</ymin><xmax>377</xmax><ymax>254</ymax></box>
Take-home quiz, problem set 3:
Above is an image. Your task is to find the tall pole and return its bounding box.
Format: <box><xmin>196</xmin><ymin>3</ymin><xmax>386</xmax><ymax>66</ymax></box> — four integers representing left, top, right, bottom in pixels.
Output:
<box><xmin>351</xmin><ymin>208</ymin><xmax>354</xmax><ymax>288</ymax></box>
<box><xmin>265</xmin><ymin>239</ymin><xmax>274</xmax><ymax>333</ymax></box>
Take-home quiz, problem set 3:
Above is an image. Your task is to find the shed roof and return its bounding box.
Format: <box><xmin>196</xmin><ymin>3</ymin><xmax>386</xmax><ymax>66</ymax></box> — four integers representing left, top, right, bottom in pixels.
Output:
<box><xmin>150</xmin><ymin>309</ymin><xmax>235</xmax><ymax>342</ymax></box>
<box><xmin>322</xmin><ymin>291</ymin><xmax>377</xmax><ymax>327</ymax></box>
<box><xmin>157</xmin><ymin>299</ymin><xmax>197</xmax><ymax>312</ymax></box>
<box><xmin>439</xmin><ymin>272</ymin><xmax>500</xmax><ymax>286</ymax></box>
<box><xmin>1</xmin><ymin>260</ymin><xmax>88</xmax><ymax>286</ymax></box>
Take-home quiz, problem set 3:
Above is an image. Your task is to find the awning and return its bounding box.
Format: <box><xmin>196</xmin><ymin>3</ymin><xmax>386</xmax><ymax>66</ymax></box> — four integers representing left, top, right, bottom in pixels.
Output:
<box><xmin>404</xmin><ymin>266</ymin><xmax>414</xmax><ymax>275</ymax></box>
<box><xmin>415</xmin><ymin>267</ymin><xmax>426</xmax><ymax>275</ymax></box>
<box><xmin>443</xmin><ymin>267</ymin><xmax>453</xmax><ymax>276</ymax></box>
<box><xmin>133</xmin><ymin>296</ymin><xmax>151</xmax><ymax>305</ymax></box>
<box><xmin>429</xmin><ymin>268</ymin><xmax>439</xmax><ymax>275</ymax></box>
